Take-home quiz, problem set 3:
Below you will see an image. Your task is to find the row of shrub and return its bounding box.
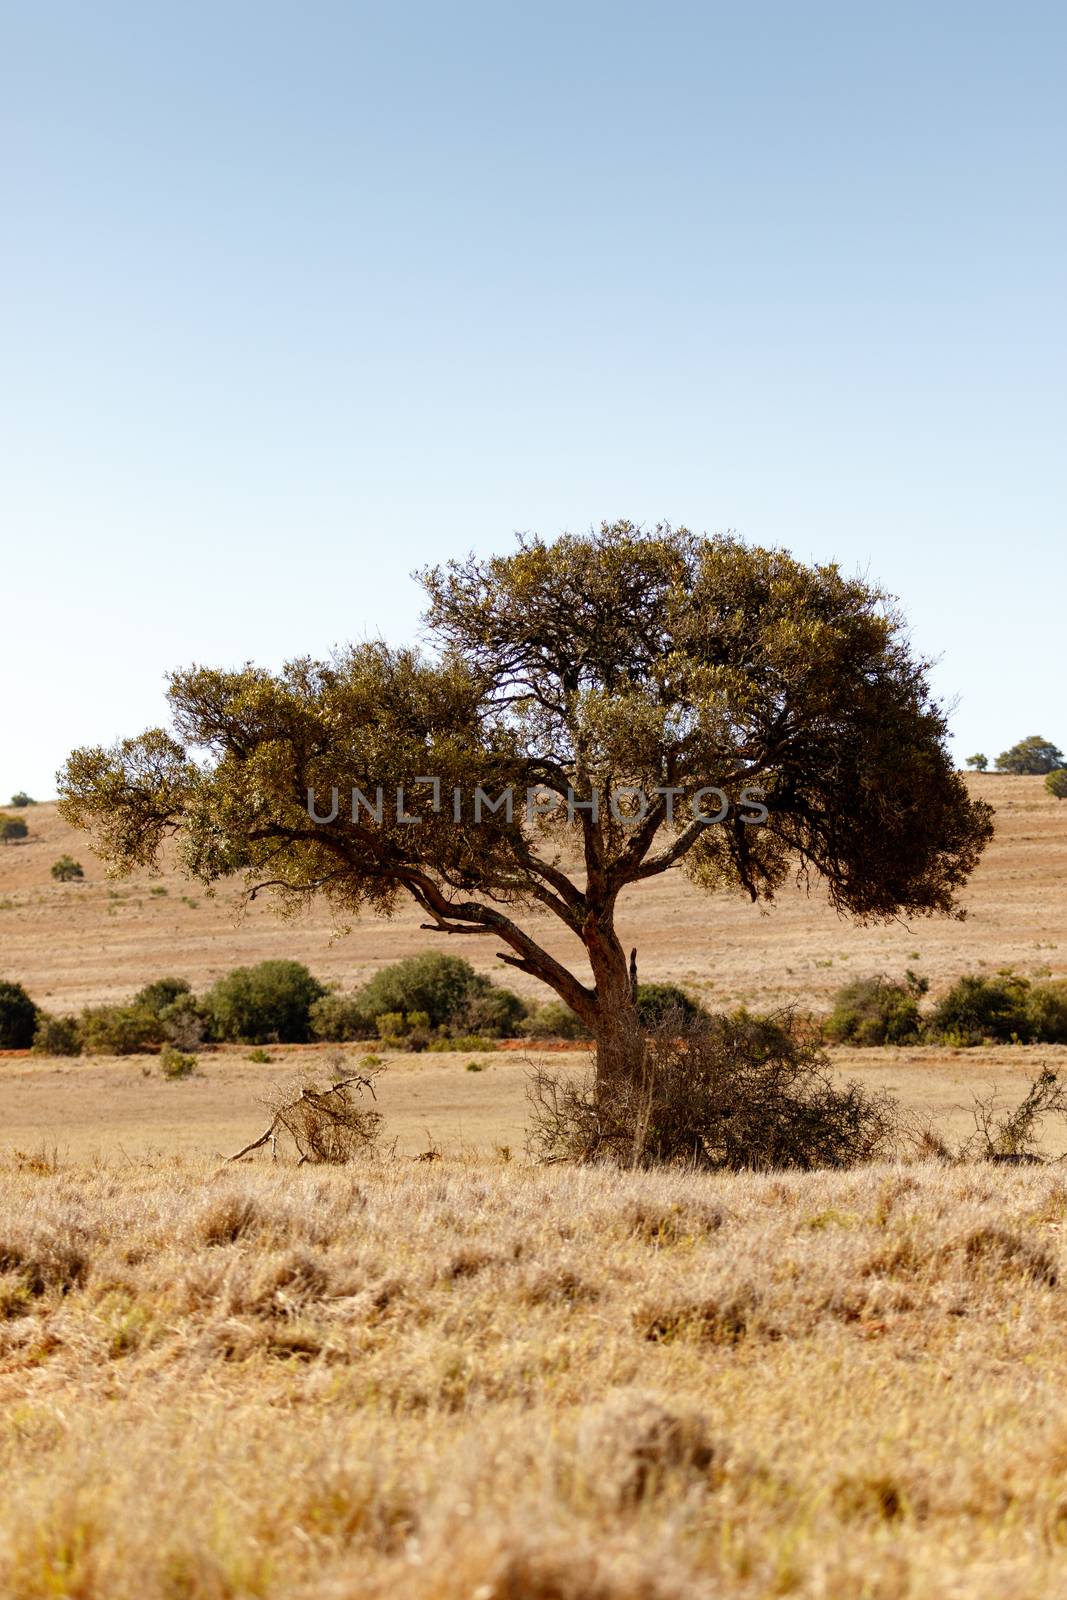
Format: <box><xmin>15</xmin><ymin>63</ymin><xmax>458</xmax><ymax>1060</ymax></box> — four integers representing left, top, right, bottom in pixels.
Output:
<box><xmin>8</xmin><ymin>956</ymin><xmax>1063</xmax><ymax>1057</ymax></box>
<box><xmin>825</xmin><ymin>970</ymin><xmax>1067</xmax><ymax>1047</ymax></box>
<box><xmin>1</xmin><ymin>954</ymin><xmax>708</xmax><ymax>1056</ymax></box>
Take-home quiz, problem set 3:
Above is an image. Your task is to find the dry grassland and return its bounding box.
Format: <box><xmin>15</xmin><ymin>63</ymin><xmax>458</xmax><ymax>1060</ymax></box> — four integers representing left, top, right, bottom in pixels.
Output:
<box><xmin>3</xmin><ymin>1043</ymin><xmax>1067</xmax><ymax>1163</ymax></box>
<box><xmin>1</xmin><ymin>775</ymin><xmax>1064</xmax><ymax>1015</ymax></box>
<box><xmin>4</xmin><ymin>1156</ymin><xmax>1067</xmax><ymax>1599</ymax></box>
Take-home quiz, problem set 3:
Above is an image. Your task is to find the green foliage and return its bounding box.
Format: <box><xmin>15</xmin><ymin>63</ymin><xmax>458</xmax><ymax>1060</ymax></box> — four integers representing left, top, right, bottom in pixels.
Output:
<box><xmin>459</xmin><ymin>984</ymin><xmax>527</xmax><ymax>1037</ymax></box>
<box><xmin>928</xmin><ymin>972</ymin><xmax>1033</xmax><ymax>1046</ymax></box>
<box><xmin>634</xmin><ymin>982</ymin><xmax>704</xmax><ymax>1028</ymax></box>
<box><xmin>1045</xmin><ymin>769</ymin><xmax>1067</xmax><ymax>801</ymax></box>
<box><xmin>965</xmin><ymin>754</ymin><xmax>988</xmax><ymax>772</ymax></box>
<box><xmin>308</xmin><ymin>992</ymin><xmax>377</xmax><ymax>1042</ymax></box>
<box><xmin>0</xmin><ymin>814</ymin><xmax>29</xmax><ymax>845</ymax></box>
<box><xmin>50</xmin><ymin>855</ymin><xmax>84</xmax><ymax>881</ymax></box>
<box><xmin>0</xmin><ymin>979</ymin><xmax>39</xmax><ymax>1048</ymax></box>
<box><xmin>32</xmin><ymin>1012</ymin><xmax>83</xmax><ymax>1056</ymax></box>
<box><xmin>205</xmin><ymin>959</ymin><xmax>325</xmax><ymax>1043</ymax></box>
<box><xmin>356</xmin><ymin>954</ymin><xmax>485</xmax><ymax>1031</ymax></box>
<box><xmin>995</xmin><ymin>735</ymin><xmax>1065</xmax><ymax>775</ymax></box>
<box><xmin>80</xmin><ymin>1004</ymin><xmax>164</xmax><ymax>1055</ymax></box>
<box><xmin>246</xmin><ymin>1047</ymin><xmax>273</xmax><ymax>1063</ymax></box>
<box><xmin>159</xmin><ymin>1042</ymin><xmax>196</xmax><ymax>1079</ymax></box>
<box><xmin>1025</xmin><ymin>981</ymin><xmax>1067</xmax><ymax>1045</ymax></box>
<box><xmin>9</xmin><ymin>792</ymin><xmax>34</xmax><ymax>807</ymax></box>
<box><xmin>520</xmin><ymin>1001</ymin><xmax>593</xmax><ymax>1040</ymax></box>
<box><xmin>825</xmin><ymin>974</ymin><xmax>925</xmax><ymax>1046</ymax></box>
<box><xmin>133</xmin><ymin>977</ymin><xmax>192</xmax><ymax>1015</ymax></box>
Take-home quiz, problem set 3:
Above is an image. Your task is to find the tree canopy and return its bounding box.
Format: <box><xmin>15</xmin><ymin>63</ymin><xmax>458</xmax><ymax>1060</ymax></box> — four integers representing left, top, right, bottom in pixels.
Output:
<box><xmin>59</xmin><ymin>522</ymin><xmax>994</xmax><ymax>1086</ymax></box>
<box><xmin>995</xmin><ymin>735</ymin><xmax>1065</xmax><ymax>775</ymax></box>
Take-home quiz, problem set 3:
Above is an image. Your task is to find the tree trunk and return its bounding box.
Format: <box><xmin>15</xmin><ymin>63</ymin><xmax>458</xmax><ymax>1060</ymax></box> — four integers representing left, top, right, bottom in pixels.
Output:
<box><xmin>592</xmin><ymin>1001</ymin><xmax>647</xmax><ymax>1094</ymax></box>
<box><xmin>586</xmin><ymin>926</ymin><xmax>646</xmax><ymax>1095</ymax></box>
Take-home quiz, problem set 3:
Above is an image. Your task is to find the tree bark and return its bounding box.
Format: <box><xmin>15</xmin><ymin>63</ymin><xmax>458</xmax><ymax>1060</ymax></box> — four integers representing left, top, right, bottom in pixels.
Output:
<box><xmin>585</xmin><ymin>919</ymin><xmax>646</xmax><ymax>1094</ymax></box>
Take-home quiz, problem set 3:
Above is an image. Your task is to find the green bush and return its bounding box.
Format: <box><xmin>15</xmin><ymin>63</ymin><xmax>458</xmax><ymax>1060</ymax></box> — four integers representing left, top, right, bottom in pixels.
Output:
<box><xmin>634</xmin><ymin>982</ymin><xmax>704</xmax><ymax>1028</ymax></box>
<box><xmin>459</xmin><ymin>985</ymin><xmax>527</xmax><ymax>1037</ymax></box>
<box><xmin>159</xmin><ymin>1043</ymin><xmax>196</xmax><ymax>1079</ymax></box>
<box><xmin>354</xmin><ymin>953</ymin><xmax>484</xmax><ymax>1031</ymax></box>
<box><xmin>308</xmin><ymin>992</ymin><xmax>377</xmax><ymax>1042</ymax></box>
<box><xmin>0</xmin><ymin>815</ymin><xmax>29</xmax><ymax>845</ymax></box>
<box><xmin>50</xmin><ymin>855</ymin><xmax>84</xmax><ymax>881</ymax></box>
<box><xmin>520</xmin><ymin>1001</ymin><xmax>593</xmax><ymax>1040</ymax></box>
<box><xmin>32</xmin><ymin>1013</ymin><xmax>83</xmax><ymax>1056</ymax></box>
<box><xmin>0</xmin><ymin>979</ymin><xmax>39</xmax><ymax>1048</ymax></box>
<box><xmin>1026</xmin><ymin>981</ymin><xmax>1067</xmax><ymax>1044</ymax></box>
<box><xmin>825</xmin><ymin>975</ymin><xmax>925</xmax><ymax>1046</ymax></box>
<box><xmin>205</xmin><ymin>960</ymin><xmax>325</xmax><ymax>1044</ymax></box>
<box><xmin>928</xmin><ymin>972</ymin><xmax>1033</xmax><ymax>1046</ymax></box>
<box><xmin>9</xmin><ymin>792</ymin><xmax>34</xmax><ymax>808</ymax></box>
<box><xmin>1046</xmin><ymin>770</ymin><xmax>1067</xmax><ymax>801</ymax></box>
<box><xmin>134</xmin><ymin>977</ymin><xmax>193</xmax><ymax>1015</ymax></box>
<box><xmin>80</xmin><ymin>1004</ymin><xmax>165</xmax><ymax>1055</ymax></box>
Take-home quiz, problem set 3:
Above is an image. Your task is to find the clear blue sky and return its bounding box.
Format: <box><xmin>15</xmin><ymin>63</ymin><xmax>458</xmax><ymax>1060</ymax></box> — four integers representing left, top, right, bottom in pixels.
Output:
<box><xmin>3</xmin><ymin>1</ymin><xmax>1064</xmax><ymax>801</ymax></box>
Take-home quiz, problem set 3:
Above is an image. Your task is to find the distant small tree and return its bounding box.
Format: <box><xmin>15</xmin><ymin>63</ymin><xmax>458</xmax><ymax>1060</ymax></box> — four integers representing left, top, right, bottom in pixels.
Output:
<box><xmin>0</xmin><ymin>814</ymin><xmax>29</xmax><ymax>845</ymax></box>
<box><xmin>9</xmin><ymin>792</ymin><xmax>34</xmax><ymax>808</ymax></box>
<box><xmin>1046</xmin><ymin>770</ymin><xmax>1067</xmax><ymax>801</ymax></box>
<box><xmin>965</xmin><ymin>753</ymin><xmax>988</xmax><ymax>772</ymax></box>
<box><xmin>996</xmin><ymin>735</ymin><xmax>1065</xmax><ymax>775</ymax></box>
<box><xmin>50</xmin><ymin>855</ymin><xmax>84</xmax><ymax>882</ymax></box>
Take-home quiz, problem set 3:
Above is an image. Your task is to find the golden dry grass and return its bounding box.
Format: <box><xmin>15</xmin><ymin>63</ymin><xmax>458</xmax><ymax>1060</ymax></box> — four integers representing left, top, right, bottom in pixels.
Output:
<box><xmin>1</xmin><ymin>775</ymin><xmax>1065</xmax><ymax>1014</ymax></box>
<box><xmin>3</xmin><ymin>1155</ymin><xmax>1067</xmax><ymax>1598</ymax></box>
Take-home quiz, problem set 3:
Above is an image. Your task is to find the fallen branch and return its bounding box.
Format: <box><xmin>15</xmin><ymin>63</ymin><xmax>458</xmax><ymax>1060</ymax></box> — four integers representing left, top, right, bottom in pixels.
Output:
<box><xmin>228</xmin><ymin>1071</ymin><xmax>382</xmax><ymax>1164</ymax></box>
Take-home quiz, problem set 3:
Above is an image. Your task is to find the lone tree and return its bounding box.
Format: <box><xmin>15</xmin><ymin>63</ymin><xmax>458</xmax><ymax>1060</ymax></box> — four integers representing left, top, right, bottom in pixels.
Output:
<box><xmin>965</xmin><ymin>753</ymin><xmax>988</xmax><ymax>772</ymax></box>
<box><xmin>0</xmin><ymin>814</ymin><xmax>29</xmax><ymax>845</ymax></box>
<box><xmin>996</xmin><ymin>735</ymin><xmax>1065</xmax><ymax>775</ymax></box>
<box><xmin>58</xmin><ymin>523</ymin><xmax>993</xmax><ymax>1091</ymax></box>
<box><xmin>1046</xmin><ymin>770</ymin><xmax>1067</xmax><ymax>802</ymax></box>
<box><xmin>50</xmin><ymin>855</ymin><xmax>84</xmax><ymax>881</ymax></box>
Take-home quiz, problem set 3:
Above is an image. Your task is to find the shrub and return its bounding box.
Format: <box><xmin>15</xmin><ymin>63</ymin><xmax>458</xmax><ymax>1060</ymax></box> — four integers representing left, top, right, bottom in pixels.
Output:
<box><xmin>1046</xmin><ymin>769</ymin><xmax>1067</xmax><ymax>801</ymax></box>
<box><xmin>205</xmin><ymin>960</ymin><xmax>325</xmax><ymax>1043</ymax></box>
<box><xmin>965</xmin><ymin>754</ymin><xmax>988</xmax><ymax>772</ymax></box>
<box><xmin>527</xmin><ymin>1010</ymin><xmax>899</xmax><ymax>1169</ymax></box>
<box><xmin>50</xmin><ymin>855</ymin><xmax>84</xmax><ymax>881</ymax></box>
<box><xmin>520</xmin><ymin>1001</ymin><xmax>593</xmax><ymax>1040</ymax></box>
<box><xmin>1027</xmin><ymin>981</ymin><xmax>1067</xmax><ymax>1045</ymax></box>
<box><xmin>0</xmin><ymin>980</ymin><xmax>39</xmax><ymax>1048</ymax></box>
<box><xmin>9</xmin><ymin>792</ymin><xmax>33</xmax><ymax>807</ymax></box>
<box><xmin>0</xmin><ymin>815</ymin><xmax>29</xmax><ymax>845</ymax></box>
<box><xmin>634</xmin><ymin>982</ymin><xmax>704</xmax><ymax>1029</ymax></box>
<box><xmin>825</xmin><ymin>974</ymin><xmax>925</xmax><ymax>1046</ymax></box>
<box><xmin>459</xmin><ymin>985</ymin><xmax>527</xmax><ymax>1037</ymax></box>
<box><xmin>159</xmin><ymin>1043</ymin><xmax>197</xmax><ymax>1079</ymax></box>
<box><xmin>928</xmin><ymin>972</ymin><xmax>1033</xmax><ymax>1045</ymax></box>
<box><xmin>996</xmin><ymin>735</ymin><xmax>1065</xmax><ymax>775</ymax></box>
<box><xmin>80</xmin><ymin>1004</ymin><xmax>164</xmax><ymax>1055</ymax></box>
<box><xmin>159</xmin><ymin>995</ymin><xmax>208</xmax><ymax>1050</ymax></box>
<box><xmin>134</xmin><ymin>977</ymin><xmax>192</xmax><ymax>1014</ymax></box>
<box><xmin>31</xmin><ymin>1013</ymin><xmax>82</xmax><ymax>1056</ymax></box>
<box><xmin>308</xmin><ymin>991</ymin><xmax>376</xmax><ymax>1042</ymax></box>
<box><xmin>354</xmin><ymin>953</ymin><xmax>484</xmax><ymax>1031</ymax></box>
